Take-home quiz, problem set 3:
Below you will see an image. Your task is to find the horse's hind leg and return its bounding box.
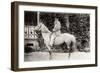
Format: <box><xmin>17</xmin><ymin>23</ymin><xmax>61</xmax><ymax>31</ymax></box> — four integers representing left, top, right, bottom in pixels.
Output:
<box><xmin>68</xmin><ymin>46</ymin><xmax>71</xmax><ymax>59</ymax></box>
<box><xmin>65</xmin><ymin>42</ymin><xmax>71</xmax><ymax>59</ymax></box>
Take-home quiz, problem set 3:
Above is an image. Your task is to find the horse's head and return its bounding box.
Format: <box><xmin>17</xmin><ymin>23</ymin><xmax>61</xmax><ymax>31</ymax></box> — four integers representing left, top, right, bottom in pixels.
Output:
<box><xmin>34</xmin><ymin>22</ymin><xmax>51</xmax><ymax>33</ymax></box>
<box><xmin>34</xmin><ymin>22</ymin><xmax>42</xmax><ymax>31</ymax></box>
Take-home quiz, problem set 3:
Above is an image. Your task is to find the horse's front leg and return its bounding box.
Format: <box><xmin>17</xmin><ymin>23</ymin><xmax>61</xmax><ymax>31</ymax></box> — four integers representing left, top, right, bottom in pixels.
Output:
<box><xmin>46</xmin><ymin>44</ymin><xmax>52</xmax><ymax>60</ymax></box>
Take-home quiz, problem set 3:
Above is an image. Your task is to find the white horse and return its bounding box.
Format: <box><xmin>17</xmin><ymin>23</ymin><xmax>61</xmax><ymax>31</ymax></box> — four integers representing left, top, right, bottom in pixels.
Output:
<box><xmin>34</xmin><ymin>22</ymin><xmax>77</xmax><ymax>59</ymax></box>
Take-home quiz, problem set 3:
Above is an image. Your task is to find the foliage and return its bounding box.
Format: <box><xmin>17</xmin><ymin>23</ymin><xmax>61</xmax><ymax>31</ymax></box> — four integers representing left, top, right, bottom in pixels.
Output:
<box><xmin>69</xmin><ymin>14</ymin><xmax>90</xmax><ymax>49</ymax></box>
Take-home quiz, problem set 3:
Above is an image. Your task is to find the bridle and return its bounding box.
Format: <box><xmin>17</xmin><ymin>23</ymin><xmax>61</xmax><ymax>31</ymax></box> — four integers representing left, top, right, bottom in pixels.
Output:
<box><xmin>35</xmin><ymin>24</ymin><xmax>41</xmax><ymax>31</ymax></box>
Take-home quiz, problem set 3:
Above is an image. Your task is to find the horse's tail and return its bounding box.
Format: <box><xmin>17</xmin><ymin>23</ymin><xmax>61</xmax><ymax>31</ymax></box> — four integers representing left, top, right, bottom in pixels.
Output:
<box><xmin>68</xmin><ymin>37</ymin><xmax>77</xmax><ymax>58</ymax></box>
<box><xmin>71</xmin><ymin>36</ymin><xmax>77</xmax><ymax>52</ymax></box>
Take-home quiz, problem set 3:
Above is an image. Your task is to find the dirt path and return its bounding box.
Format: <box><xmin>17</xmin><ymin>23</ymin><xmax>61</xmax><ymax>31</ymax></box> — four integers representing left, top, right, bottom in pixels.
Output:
<box><xmin>24</xmin><ymin>52</ymin><xmax>91</xmax><ymax>62</ymax></box>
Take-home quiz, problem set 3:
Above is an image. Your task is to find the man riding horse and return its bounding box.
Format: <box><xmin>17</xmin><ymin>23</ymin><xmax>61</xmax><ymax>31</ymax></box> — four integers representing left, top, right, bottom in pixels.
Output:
<box><xmin>50</xmin><ymin>18</ymin><xmax>61</xmax><ymax>47</ymax></box>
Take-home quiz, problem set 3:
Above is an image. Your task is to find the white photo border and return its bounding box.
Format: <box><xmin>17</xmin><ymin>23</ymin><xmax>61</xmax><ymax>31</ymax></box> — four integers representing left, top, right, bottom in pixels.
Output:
<box><xmin>18</xmin><ymin>4</ymin><xmax>96</xmax><ymax>68</ymax></box>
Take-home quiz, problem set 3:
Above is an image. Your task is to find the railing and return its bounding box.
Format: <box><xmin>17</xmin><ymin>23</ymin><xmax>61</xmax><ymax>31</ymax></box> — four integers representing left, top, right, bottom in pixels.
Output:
<box><xmin>24</xmin><ymin>25</ymin><xmax>38</xmax><ymax>39</ymax></box>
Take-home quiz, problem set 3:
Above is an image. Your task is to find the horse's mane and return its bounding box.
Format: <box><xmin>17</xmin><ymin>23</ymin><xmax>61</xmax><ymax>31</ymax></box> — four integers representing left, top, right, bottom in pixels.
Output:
<box><xmin>40</xmin><ymin>22</ymin><xmax>51</xmax><ymax>33</ymax></box>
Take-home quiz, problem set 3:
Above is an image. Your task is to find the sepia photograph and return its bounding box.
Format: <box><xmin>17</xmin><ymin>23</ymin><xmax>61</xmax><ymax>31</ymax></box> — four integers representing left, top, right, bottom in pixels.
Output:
<box><xmin>24</xmin><ymin>11</ymin><xmax>91</xmax><ymax>61</ymax></box>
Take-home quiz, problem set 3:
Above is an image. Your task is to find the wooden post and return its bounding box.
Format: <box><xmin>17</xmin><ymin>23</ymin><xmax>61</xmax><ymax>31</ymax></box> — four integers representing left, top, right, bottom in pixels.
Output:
<box><xmin>65</xmin><ymin>14</ymin><xmax>69</xmax><ymax>31</ymax></box>
<box><xmin>37</xmin><ymin>11</ymin><xmax>40</xmax><ymax>26</ymax></box>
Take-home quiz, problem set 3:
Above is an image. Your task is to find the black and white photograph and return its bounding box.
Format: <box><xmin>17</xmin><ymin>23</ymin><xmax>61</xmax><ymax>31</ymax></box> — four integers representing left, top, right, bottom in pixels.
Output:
<box><xmin>11</xmin><ymin>2</ymin><xmax>97</xmax><ymax>71</ymax></box>
<box><xmin>24</xmin><ymin>11</ymin><xmax>91</xmax><ymax>61</ymax></box>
